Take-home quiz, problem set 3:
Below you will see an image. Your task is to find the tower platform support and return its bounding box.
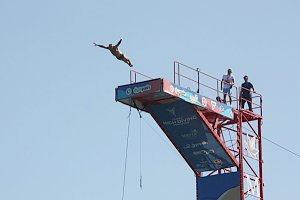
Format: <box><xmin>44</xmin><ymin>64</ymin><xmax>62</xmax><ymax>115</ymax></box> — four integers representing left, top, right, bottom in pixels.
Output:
<box><xmin>116</xmin><ymin>62</ymin><xmax>263</xmax><ymax>200</ymax></box>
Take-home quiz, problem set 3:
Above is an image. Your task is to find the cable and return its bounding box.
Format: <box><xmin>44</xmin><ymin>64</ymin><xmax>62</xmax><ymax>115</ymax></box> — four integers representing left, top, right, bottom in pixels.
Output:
<box><xmin>262</xmin><ymin>136</ymin><xmax>300</xmax><ymax>159</ymax></box>
<box><xmin>242</xmin><ymin>126</ymin><xmax>300</xmax><ymax>159</ymax></box>
<box><xmin>139</xmin><ymin>115</ymin><xmax>142</xmax><ymax>189</ymax></box>
<box><xmin>142</xmin><ymin>117</ymin><xmax>179</xmax><ymax>155</ymax></box>
<box><xmin>121</xmin><ymin>107</ymin><xmax>132</xmax><ymax>200</ymax></box>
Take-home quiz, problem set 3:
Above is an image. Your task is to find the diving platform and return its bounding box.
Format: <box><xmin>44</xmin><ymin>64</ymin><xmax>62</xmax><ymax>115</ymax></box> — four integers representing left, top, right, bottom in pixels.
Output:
<box><xmin>116</xmin><ymin>61</ymin><xmax>264</xmax><ymax>200</ymax></box>
<box><xmin>116</xmin><ymin>78</ymin><xmax>234</xmax><ymax>119</ymax></box>
<box><xmin>116</xmin><ymin>78</ymin><xmax>238</xmax><ymax>174</ymax></box>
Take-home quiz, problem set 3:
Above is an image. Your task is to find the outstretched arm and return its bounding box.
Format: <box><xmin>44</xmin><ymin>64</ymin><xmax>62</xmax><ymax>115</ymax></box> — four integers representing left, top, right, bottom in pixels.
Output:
<box><xmin>93</xmin><ymin>42</ymin><xmax>108</xmax><ymax>49</ymax></box>
<box><xmin>115</xmin><ymin>38</ymin><xmax>122</xmax><ymax>47</ymax></box>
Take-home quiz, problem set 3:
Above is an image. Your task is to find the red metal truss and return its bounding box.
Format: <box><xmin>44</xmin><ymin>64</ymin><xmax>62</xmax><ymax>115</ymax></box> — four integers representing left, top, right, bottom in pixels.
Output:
<box><xmin>116</xmin><ymin>61</ymin><xmax>264</xmax><ymax>200</ymax></box>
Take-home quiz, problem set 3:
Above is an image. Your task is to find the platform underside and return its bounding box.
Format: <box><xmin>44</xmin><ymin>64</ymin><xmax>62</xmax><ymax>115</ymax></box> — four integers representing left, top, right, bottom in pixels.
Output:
<box><xmin>116</xmin><ymin>79</ymin><xmax>244</xmax><ymax>172</ymax></box>
<box><xmin>115</xmin><ymin>79</ymin><xmax>262</xmax><ymax>174</ymax></box>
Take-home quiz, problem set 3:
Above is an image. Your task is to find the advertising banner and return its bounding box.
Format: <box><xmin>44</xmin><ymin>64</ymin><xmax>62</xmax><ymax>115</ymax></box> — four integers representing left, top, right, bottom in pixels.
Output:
<box><xmin>116</xmin><ymin>79</ymin><xmax>162</xmax><ymax>101</ymax></box>
<box><xmin>163</xmin><ymin>79</ymin><xmax>234</xmax><ymax>119</ymax></box>
<box><xmin>149</xmin><ymin>100</ymin><xmax>236</xmax><ymax>172</ymax></box>
<box><xmin>197</xmin><ymin>172</ymin><xmax>240</xmax><ymax>200</ymax></box>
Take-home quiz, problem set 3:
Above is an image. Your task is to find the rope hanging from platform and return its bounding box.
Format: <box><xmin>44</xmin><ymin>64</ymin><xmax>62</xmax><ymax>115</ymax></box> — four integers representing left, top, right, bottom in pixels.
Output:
<box><xmin>139</xmin><ymin>115</ymin><xmax>143</xmax><ymax>190</ymax></box>
<box><xmin>132</xmin><ymin>99</ymin><xmax>143</xmax><ymax>189</ymax></box>
<box><xmin>121</xmin><ymin>106</ymin><xmax>132</xmax><ymax>200</ymax></box>
<box><xmin>121</xmin><ymin>104</ymin><xmax>144</xmax><ymax>200</ymax></box>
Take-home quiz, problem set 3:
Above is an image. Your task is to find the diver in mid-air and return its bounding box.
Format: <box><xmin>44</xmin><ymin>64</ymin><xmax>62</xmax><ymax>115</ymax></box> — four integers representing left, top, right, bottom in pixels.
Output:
<box><xmin>93</xmin><ymin>38</ymin><xmax>133</xmax><ymax>67</ymax></box>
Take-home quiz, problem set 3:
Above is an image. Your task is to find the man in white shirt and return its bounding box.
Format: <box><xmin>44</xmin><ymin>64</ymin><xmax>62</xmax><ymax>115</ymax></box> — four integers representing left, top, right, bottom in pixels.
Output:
<box><xmin>221</xmin><ymin>68</ymin><xmax>235</xmax><ymax>105</ymax></box>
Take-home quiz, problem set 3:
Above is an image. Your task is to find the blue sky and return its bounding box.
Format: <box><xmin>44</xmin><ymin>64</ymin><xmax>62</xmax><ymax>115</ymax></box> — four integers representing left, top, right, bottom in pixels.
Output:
<box><xmin>0</xmin><ymin>0</ymin><xmax>299</xmax><ymax>199</ymax></box>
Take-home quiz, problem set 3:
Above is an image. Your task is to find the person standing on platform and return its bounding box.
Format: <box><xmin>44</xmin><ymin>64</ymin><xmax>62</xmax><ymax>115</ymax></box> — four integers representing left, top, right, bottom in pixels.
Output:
<box><xmin>221</xmin><ymin>68</ymin><xmax>235</xmax><ymax>105</ymax></box>
<box><xmin>240</xmin><ymin>75</ymin><xmax>255</xmax><ymax>111</ymax></box>
<box><xmin>93</xmin><ymin>38</ymin><xmax>133</xmax><ymax>67</ymax></box>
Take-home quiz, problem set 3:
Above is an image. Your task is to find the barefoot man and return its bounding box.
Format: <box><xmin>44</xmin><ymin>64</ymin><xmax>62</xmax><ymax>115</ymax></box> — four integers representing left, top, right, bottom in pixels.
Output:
<box><xmin>93</xmin><ymin>38</ymin><xmax>133</xmax><ymax>67</ymax></box>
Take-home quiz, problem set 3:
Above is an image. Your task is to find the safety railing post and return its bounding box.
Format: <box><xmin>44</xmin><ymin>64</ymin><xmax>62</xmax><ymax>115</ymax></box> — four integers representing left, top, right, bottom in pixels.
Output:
<box><xmin>174</xmin><ymin>61</ymin><xmax>176</xmax><ymax>84</ymax></box>
<box><xmin>130</xmin><ymin>70</ymin><xmax>132</xmax><ymax>83</ymax></box>
<box><xmin>197</xmin><ymin>68</ymin><xmax>200</xmax><ymax>93</ymax></box>
<box><xmin>260</xmin><ymin>96</ymin><xmax>263</xmax><ymax>116</ymax></box>
<box><xmin>217</xmin><ymin>80</ymin><xmax>219</xmax><ymax>98</ymax></box>
<box><xmin>177</xmin><ymin>62</ymin><xmax>180</xmax><ymax>85</ymax></box>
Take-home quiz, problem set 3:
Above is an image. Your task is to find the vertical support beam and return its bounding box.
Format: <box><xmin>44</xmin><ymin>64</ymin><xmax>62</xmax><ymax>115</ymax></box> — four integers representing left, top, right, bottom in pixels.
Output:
<box><xmin>235</xmin><ymin>87</ymin><xmax>239</xmax><ymax>108</ymax></box>
<box><xmin>238</xmin><ymin>112</ymin><xmax>245</xmax><ymax>200</ymax></box>
<box><xmin>258</xmin><ymin>118</ymin><xmax>264</xmax><ymax>199</ymax></box>
<box><xmin>217</xmin><ymin>125</ymin><xmax>222</xmax><ymax>175</ymax></box>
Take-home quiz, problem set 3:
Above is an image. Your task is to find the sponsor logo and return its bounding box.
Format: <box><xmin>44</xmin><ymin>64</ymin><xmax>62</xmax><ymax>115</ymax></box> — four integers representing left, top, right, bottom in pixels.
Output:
<box><xmin>181</xmin><ymin>129</ymin><xmax>198</xmax><ymax>140</ymax></box>
<box><xmin>211</xmin><ymin>101</ymin><xmax>217</xmax><ymax>110</ymax></box>
<box><xmin>201</xmin><ymin>97</ymin><xmax>207</xmax><ymax>107</ymax></box>
<box><xmin>169</xmin><ymin>85</ymin><xmax>174</xmax><ymax>93</ymax></box>
<box><xmin>193</xmin><ymin>149</ymin><xmax>215</xmax><ymax>155</ymax></box>
<box><xmin>174</xmin><ymin>87</ymin><xmax>186</xmax><ymax>96</ymax></box>
<box><xmin>166</xmin><ymin>107</ymin><xmax>176</xmax><ymax>117</ymax></box>
<box><xmin>168</xmin><ymin>84</ymin><xmax>186</xmax><ymax>97</ymax></box>
<box><xmin>183</xmin><ymin>141</ymin><xmax>209</xmax><ymax>149</ymax></box>
<box><xmin>214</xmin><ymin>159</ymin><xmax>223</xmax><ymax>166</ymax></box>
<box><xmin>163</xmin><ymin>115</ymin><xmax>197</xmax><ymax>126</ymax></box>
<box><xmin>133</xmin><ymin>84</ymin><xmax>152</xmax><ymax>94</ymax></box>
<box><xmin>126</xmin><ymin>84</ymin><xmax>152</xmax><ymax>96</ymax></box>
<box><xmin>193</xmin><ymin>150</ymin><xmax>209</xmax><ymax>155</ymax></box>
<box><xmin>126</xmin><ymin>88</ymin><xmax>132</xmax><ymax>95</ymax></box>
<box><xmin>190</xmin><ymin>94</ymin><xmax>198</xmax><ymax>104</ymax></box>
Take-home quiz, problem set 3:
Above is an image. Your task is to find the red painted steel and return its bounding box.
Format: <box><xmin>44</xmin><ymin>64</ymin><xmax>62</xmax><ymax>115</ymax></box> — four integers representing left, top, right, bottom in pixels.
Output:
<box><xmin>122</xmin><ymin>62</ymin><xmax>264</xmax><ymax>200</ymax></box>
<box><xmin>172</xmin><ymin>62</ymin><xmax>264</xmax><ymax>200</ymax></box>
<box><xmin>258</xmin><ymin>118</ymin><xmax>264</xmax><ymax>200</ymax></box>
<box><xmin>195</xmin><ymin>107</ymin><xmax>239</xmax><ymax>168</ymax></box>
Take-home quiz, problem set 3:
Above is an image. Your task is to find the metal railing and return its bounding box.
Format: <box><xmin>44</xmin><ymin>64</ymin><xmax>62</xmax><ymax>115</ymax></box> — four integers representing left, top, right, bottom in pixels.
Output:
<box><xmin>128</xmin><ymin>62</ymin><xmax>262</xmax><ymax>116</ymax></box>
<box><xmin>239</xmin><ymin>86</ymin><xmax>263</xmax><ymax>116</ymax></box>
<box><xmin>173</xmin><ymin>61</ymin><xmax>263</xmax><ymax>116</ymax></box>
<box><xmin>130</xmin><ymin>70</ymin><xmax>153</xmax><ymax>83</ymax></box>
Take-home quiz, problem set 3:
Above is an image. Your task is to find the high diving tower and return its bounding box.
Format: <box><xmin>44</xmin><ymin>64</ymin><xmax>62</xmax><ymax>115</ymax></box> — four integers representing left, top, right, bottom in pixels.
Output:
<box><xmin>115</xmin><ymin>61</ymin><xmax>264</xmax><ymax>200</ymax></box>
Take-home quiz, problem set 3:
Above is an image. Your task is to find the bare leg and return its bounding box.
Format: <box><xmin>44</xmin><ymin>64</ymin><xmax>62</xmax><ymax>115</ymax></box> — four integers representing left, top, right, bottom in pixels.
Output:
<box><xmin>223</xmin><ymin>93</ymin><xmax>227</xmax><ymax>104</ymax></box>
<box><xmin>229</xmin><ymin>95</ymin><xmax>232</xmax><ymax>105</ymax></box>
<box><xmin>122</xmin><ymin>55</ymin><xmax>133</xmax><ymax>67</ymax></box>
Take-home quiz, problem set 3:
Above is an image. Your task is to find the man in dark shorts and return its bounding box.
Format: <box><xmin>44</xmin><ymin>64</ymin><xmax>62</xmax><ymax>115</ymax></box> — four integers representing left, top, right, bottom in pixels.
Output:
<box><xmin>240</xmin><ymin>75</ymin><xmax>255</xmax><ymax>111</ymax></box>
<box><xmin>93</xmin><ymin>38</ymin><xmax>133</xmax><ymax>67</ymax></box>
